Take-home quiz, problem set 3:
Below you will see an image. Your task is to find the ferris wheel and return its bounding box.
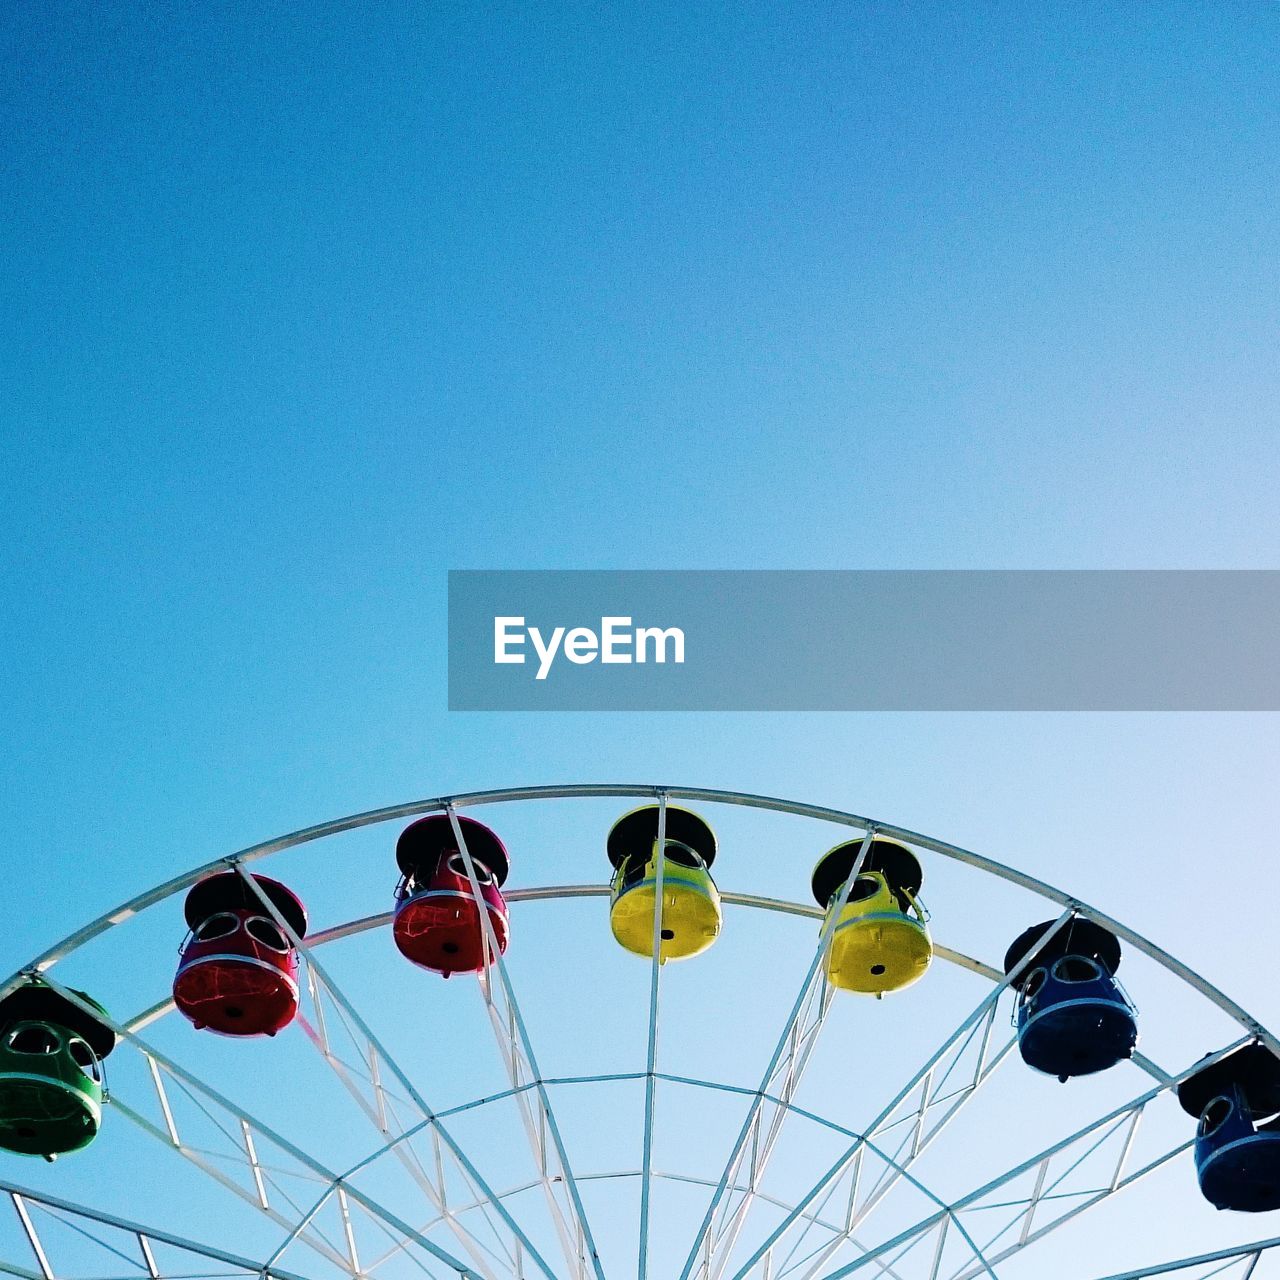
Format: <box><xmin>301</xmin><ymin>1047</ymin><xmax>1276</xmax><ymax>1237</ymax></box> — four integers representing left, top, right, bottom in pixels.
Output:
<box><xmin>2</xmin><ymin>784</ymin><xmax>1279</xmax><ymax>1280</ymax></box>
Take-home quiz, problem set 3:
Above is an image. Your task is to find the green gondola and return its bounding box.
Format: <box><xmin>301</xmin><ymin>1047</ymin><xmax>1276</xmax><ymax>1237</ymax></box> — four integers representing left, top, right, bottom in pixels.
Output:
<box><xmin>0</xmin><ymin>982</ymin><xmax>116</xmax><ymax>1160</ymax></box>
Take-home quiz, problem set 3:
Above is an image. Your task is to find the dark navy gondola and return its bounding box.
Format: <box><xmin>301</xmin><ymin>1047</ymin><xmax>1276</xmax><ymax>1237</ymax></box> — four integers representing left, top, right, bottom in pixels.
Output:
<box><xmin>1003</xmin><ymin>919</ymin><xmax>1138</xmax><ymax>1082</ymax></box>
<box><xmin>1178</xmin><ymin>1044</ymin><xmax>1280</xmax><ymax>1212</ymax></box>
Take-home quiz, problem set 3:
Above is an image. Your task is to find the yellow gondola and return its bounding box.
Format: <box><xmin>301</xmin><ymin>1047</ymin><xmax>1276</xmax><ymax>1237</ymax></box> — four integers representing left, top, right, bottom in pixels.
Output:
<box><xmin>606</xmin><ymin>805</ymin><xmax>720</xmax><ymax>962</ymax></box>
<box><xmin>811</xmin><ymin>837</ymin><xmax>932</xmax><ymax>996</ymax></box>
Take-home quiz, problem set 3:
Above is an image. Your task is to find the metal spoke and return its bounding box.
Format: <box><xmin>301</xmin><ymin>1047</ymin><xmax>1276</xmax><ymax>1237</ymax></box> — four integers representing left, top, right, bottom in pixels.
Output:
<box><xmin>444</xmin><ymin>813</ymin><xmax>590</xmax><ymax>1276</ymax></box>
<box><xmin>1084</xmin><ymin>1237</ymin><xmax>1280</xmax><ymax>1279</ymax></box>
<box><xmin>729</xmin><ymin>908</ymin><xmax>1076</xmax><ymax>1280</ymax></box>
<box><xmin>445</xmin><ymin>805</ymin><xmax>609</xmax><ymax>1280</ymax></box>
<box><xmin>1</xmin><ymin>1179</ymin><xmax>314</xmax><ymax>1280</ymax></box>
<box><xmin>637</xmin><ymin>791</ymin><xmax>668</xmax><ymax>1280</ymax></box>
<box><xmin>783</xmin><ymin>1008</ymin><xmax>1017</xmax><ymax>1280</ymax></box>
<box><xmin>236</xmin><ymin>859</ymin><xmax>559</xmax><ymax>1280</ymax></box>
<box><xmin>679</xmin><ymin>829</ymin><xmax>879</xmax><ymax>1280</ymax></box>
<box><xmin>291</xmin><ymin>960</ymin><xmax>517</xmax><ymax>1278</ymax></box>
<box><xmin>68</xmin><ymin>1045</ymin><xmax>355</xmax><ymax>1276</ymax></box>
<box><xmin>33</xmin><ymin>974</ymin><xmax>479</xmax><ymax>1280</ymax></box>
<box><xmin>811</xmin><ymin>1037</ymin><xmax>1251</xmax><ymax>1280</ymax></box>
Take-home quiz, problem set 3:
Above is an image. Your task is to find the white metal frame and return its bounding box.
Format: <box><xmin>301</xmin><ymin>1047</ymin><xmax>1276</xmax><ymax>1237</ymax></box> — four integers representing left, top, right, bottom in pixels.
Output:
<box><xmin>1</xmin><ymin>783</ymin><xmax>1276</xmax><ymax>1280</ymax></box>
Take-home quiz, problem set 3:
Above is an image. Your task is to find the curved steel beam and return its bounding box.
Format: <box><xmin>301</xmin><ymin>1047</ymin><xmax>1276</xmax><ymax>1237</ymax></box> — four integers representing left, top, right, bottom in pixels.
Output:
<box><xmin>3</xmin><ymin>784</ymin><xmax>1267</xmax><ymax>1056</ymax></box>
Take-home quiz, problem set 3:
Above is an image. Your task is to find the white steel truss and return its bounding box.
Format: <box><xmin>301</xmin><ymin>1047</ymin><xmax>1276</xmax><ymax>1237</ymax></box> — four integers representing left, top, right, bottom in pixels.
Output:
<box><xmin>1</xmin><ymin>784</ymin><xmax>1275</xmax><ymax>1280</ymax></box>
<box><xmin>636</xmin><ymin>791</ymin><xmax>669</xmax><ymax>1280</ymax></box>
<box><xmin>30</xmin><ymin>974</ymin><xmax>481</xmax><ymax>1280</ymax></box>
<box><xmin>807</xmin><ymin>1037</ymin><xmax>1253</xmax><ymax>1280</ymax></box>
<box><xmin>734</xmin><ymin>908</ymin><xmax>1078</xmax><ymax>1280</ymax></box>
<box><xmin>678</xmin><ymin>829</ymin><xmax>881</xmax><ymax>1280</ymax></box>
<box><xmin>443</xmin><ymin>804</ymin><xmax>607</xmax><ymax>1280</ymax></box>
<box><xmin>233</xmin><ymin>857</ymin><xmax>577</xmax><ymax>1280</ymax></box>
<box><xmin>1085</xmin><ymin>1238</ymin><xmax>1280</xmax><ymax>1279</ymax></box>
<box><xmin>0</xmin><ymin>1178</ymin><xmax>314</xmax><ymax>1280</ymax></box>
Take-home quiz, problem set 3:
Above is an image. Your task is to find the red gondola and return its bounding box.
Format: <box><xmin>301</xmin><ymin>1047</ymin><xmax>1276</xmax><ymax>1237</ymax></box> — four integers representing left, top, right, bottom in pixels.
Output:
<box><xmin>173</xmin><ymin>872</ymin><xmax>308</xmax><ymax>1036</ymax></box>
<box><xmin>392</xmin><ymin>815</ymin><xmax>510</xmax><ymax>976</ymax></box>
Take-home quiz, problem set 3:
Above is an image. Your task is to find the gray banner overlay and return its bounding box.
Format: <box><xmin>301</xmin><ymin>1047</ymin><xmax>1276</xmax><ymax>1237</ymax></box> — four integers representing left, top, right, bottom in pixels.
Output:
<box><xmin>448</xmin><ymin>570</ymin><xmax>1280</xmax><ymax>711</ymax></box>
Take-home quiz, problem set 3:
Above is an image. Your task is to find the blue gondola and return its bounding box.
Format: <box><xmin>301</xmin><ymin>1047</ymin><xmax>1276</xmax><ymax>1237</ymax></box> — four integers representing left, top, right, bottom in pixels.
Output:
<box><xmin>1178</xmin><ymin>1044</ymin><xmax>1280</xmax><ymax>1212</ymax></box>
<box><xmin>1003</xmin><ymin>919</ymin><xmax>1138</xmax><ymax>1082</ymax></box>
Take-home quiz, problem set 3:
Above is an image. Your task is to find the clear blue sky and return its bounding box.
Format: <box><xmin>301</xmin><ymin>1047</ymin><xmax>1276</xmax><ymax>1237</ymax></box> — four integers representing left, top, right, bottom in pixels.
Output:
<box><xmin>2</xmin><ymin>5</ymin><xmax>1280</xmax><ymax>1276</ymax></box>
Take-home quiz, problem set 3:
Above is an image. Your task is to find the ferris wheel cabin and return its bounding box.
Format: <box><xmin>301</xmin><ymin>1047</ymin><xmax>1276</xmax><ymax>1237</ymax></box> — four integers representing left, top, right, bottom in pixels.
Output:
<box><xmin>607</xmin><ymin>805</ymin><xmax>721</xmax><ymax>962</ymax></box>
<box><xmin>1178</xmin><ymin>1044</ymin><xmax>1280</xmax><ymax>1213</ymax></box>
<box><xmin>0</xmin><ymin>983</ymin><xmax>116</xmax><ymax>1160</ymax></box>
<box><xmin>173</xmin><ymin>872</ymin><xmax>308</xmax><ymax>1037</ymax></box>
<box><xmin>810</xmin><ymin>837</ymin><xmax>932</xmax><ymax>996</ymax></box>
<box><xmin>393</xmin><ymin>814</ymin><xmax>511</xmax><ymax>976</ymax></box>
<box><xmin>1003</xmin><ymin>918</ymin><xmax>1138</xmax><ymax>1082</ymax></box>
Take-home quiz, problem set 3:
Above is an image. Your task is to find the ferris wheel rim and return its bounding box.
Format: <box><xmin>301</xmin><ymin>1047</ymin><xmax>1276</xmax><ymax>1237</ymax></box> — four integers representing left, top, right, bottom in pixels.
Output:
<box><xmin>3</xmin><ymin>783</ymin><xmax>1279</xmax><ymax>1280</ymax></box>
<box><xmin>2</xmin><ymin>781</ymin><xmax>1273</xmax><ymax>1057</ymax></box>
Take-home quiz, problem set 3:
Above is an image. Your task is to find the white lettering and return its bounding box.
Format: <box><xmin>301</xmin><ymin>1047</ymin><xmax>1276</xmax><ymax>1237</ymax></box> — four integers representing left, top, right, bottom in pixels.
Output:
<box><xmin>564</xmin><ymin>627</ymin><xmax>599</xmax><ymax>663</ymax></box>
<box><xmin>529</xmin><ymin>625</ymin><xmax>565</xmax><ymax>681</ymax></box>
<box><xmin>493</xmin><ymin>616</ymin><xmax>684</xmax><ymax>678</ymax></box>
<box><xmin>636</xmin><ymin>626</ymin><xmax>685</xmax><ymax>664</ymax></box>
<box><xmin>600</xmin><ymin>616</ymin><xmax>633</xmax><ymax>663</ymax></box>
<box><xmin>494</xmin><ymin>617</ymin><xmax>526</xmax><ymax>664</ymax></box>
